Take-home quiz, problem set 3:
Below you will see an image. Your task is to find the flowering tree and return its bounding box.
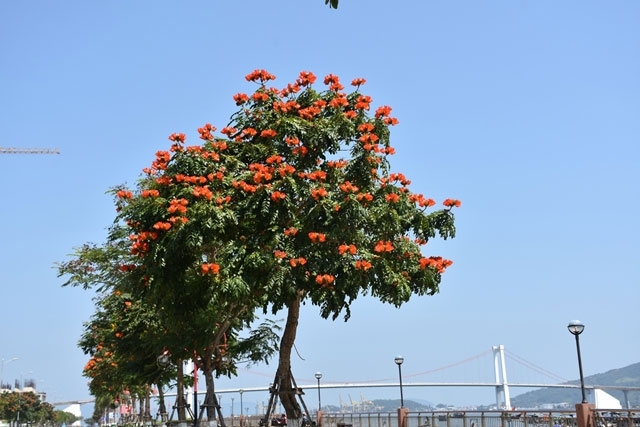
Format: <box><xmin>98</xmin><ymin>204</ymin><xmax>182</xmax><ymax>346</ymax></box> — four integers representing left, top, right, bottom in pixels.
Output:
<box><xmin>61</xmin><ymin>69</ymin><xmax>459</xmax><ymax>420</ymax></box>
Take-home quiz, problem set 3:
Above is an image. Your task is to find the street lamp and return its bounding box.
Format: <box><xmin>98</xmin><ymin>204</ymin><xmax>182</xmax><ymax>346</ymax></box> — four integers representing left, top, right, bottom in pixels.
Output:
<box><xmin>239</xmin><ymin>389</ymin><xmax>244</xmax><ymax>427</ymax></box>
<box><xmin>0</xmin><ymin>357</ymin><xmax>19</xmax><ymax>390</ymax></box>
<box><xmin>394</xmin><ymin>356</ymin><xmax>404</xmax><ymax>408</ymax></box>
<box><xmin>315</xmin><ymin>372</ymin><xmax>323</xmax><ymax>412</ymax></box>
<box><xmin>567</xmin><ymin>320</ymin><xmax>587</xmax><ymax>403</ymax></box>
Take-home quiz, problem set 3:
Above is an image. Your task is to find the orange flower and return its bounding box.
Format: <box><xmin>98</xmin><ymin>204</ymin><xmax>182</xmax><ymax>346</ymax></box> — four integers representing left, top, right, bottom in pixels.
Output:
<box><xmin>351</xmin><ymin>77</ymin><xmax>367</xmax><ymax>86</ymax></box>
<box><xmin>338</xmin><ymin>244</ymin><xmax>357</xmax><ymax>255</ymax></box>
<box><xmin>375</xmin><ymin>105</ymin><xmax>392</xmax><ymax>118</ymax></box>
<box><xmin>354</xmin><ymin>260</ymin><xmax>373</xmax><ymax>271</ymax></box>
<box><xmin>308</xmin><ymin>232</ymin><xmax>326</xmax><ymax>243</ymax></box>
<box><xmin>311</xmin><ymin>187</ymin><xmax>328</xmax><ymax>200</ymax></box>
<box><xmin>374</xmin><ymin>240</ymin><xmax>394</xmax><ymax>253</ymax></box>
<box><xmin>289</xmin><ymin>257</ymin><xmax>307</xmax><ymax>267</ymax></box>
<box><xmin>252</xmin><ymin>91</ymin><xmax>269</xmax><ymax>102</ymax></box>
<box><xmin>153</xmin><ymin>221</ymin><xmax>172</xmax><ymax>231</ymax></box>
<box><xmin>245</xmin><ymin>69</ymin><xmax>276</xmax><ymax>83</ymax></box>
<box><xmin>339</xmin><ymin>181</ymin><xmax>359</xmax><ymax>193</ymax></box>
<box><xmin>297</xmin><ymin>71</ymin><xmax>317</xmax><ymax>86</ymax></box>
<box><xmin>168</xmin><ymin>133</ymin><xmax>186</xmax><ymax>143</ymax></box>
<box><xmin>274</xmin><ymin>250</ymin><xmax>287</xmax><ymax>259</ymax></box>
<box><xmin>201</xmin><ymin>263</ymin><xmax>221</xmax><ymax>275</ymax></box>
<box><xmin>443</xmin><ymin>198</ymin><xmax>462</xmax><ymax>208</ymax></box>
<box><xmin>419</xmin><ymin>256</ymin><xmax>453</xmax><ymax>273</ymax></box>
<box><xmin>271</xmin><ymin>191</ymin><xmax>286</xmax><ymax>201</ymax></box>
<box><xmin>315</xmin><ymin>274</ymin><xmax>335</xmax><ymax>286</ymax></box>
<box><xmin>385</xmin><ymin>193</ymin><xmax>400</xmax><ymax>203</ymax></box>
<box><xmin>233</xmin><ymin>93</ymin><xmax>249</xmax><ymax>105</ymax></box>
<box><xmin>116</xmin><ymin>190</ymin><xmax>133</xmax><ymax>199</ymax></box>
<box><xmin>141</xmin><ymin>189</ymin><xmax>160</xmax><ymax>198</ymax></box>
<box><xmin>260</xmin><ymin>129</ymin><xmax>277</xmax><ymax>138</ymax></box>
<box><xmin>284</xmin><ymin>227</ymin><xmax>298</xmax><ymax>237</ymax></box>
<box><xmin>355</xmin><ymin>95</ymin><xmax>372</xmax><ymax>110</ymax></box>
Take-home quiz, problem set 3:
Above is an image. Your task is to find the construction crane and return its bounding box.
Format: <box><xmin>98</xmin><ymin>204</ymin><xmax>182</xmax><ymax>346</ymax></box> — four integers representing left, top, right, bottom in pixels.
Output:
<box><xmin>0</xmin><ymin>147</ymin><xmax>60</xmax><ymax>154</ymax></box>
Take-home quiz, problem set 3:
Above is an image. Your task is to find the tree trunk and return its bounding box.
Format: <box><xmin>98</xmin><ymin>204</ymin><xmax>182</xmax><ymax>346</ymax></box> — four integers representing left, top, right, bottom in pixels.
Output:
<box><xmin>276</xmin><ymin>292</ymin><xmax>303</xmax><ymax>419</ymax></box>
<box><xmin>176</xmin><ymin>359</ymin><xmax>187</xmax><ymax>421</ymax></box>
<box><xmin>157</xmin><ymin>384</ymin><xmax>168</xmax><ymax>421</ymax></box>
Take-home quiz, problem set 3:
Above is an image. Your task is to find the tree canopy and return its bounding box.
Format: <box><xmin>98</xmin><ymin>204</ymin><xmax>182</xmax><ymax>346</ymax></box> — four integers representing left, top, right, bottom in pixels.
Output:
<box><xmin>59</xmin><ymin>69</ymin><xmax>459</xmax><ymax>421</ymax></box>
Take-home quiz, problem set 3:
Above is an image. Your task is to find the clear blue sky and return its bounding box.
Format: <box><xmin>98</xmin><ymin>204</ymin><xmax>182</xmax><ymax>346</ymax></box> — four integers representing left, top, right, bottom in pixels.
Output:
<box><xmin>1</xmin><ymin>0</ymin><xmax>638</xmax><ymax>414</ymax></box>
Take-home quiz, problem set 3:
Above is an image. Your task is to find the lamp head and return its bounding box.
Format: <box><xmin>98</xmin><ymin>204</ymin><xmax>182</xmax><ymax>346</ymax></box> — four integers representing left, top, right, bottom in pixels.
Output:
<box><xmin>394</xmin><ymin>355</ymin><xmax>404</xmax><ymax>366</ymax></box>
<box><xmin>315</xmin><ymin>372</ymin><xmax>322</xmax><ymax>380</ymax></box>
<box><xmin>567</xmin><ymin>320</ymin><xmax>585</xmax><ymax>336</ymax></box>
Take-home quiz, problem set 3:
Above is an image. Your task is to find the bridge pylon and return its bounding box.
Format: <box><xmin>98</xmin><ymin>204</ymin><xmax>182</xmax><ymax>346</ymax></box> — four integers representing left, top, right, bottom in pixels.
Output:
<box><xmin>493</xmin><ymin>345</ymin><xmax>512</xmax><ymax>410</ymax></box>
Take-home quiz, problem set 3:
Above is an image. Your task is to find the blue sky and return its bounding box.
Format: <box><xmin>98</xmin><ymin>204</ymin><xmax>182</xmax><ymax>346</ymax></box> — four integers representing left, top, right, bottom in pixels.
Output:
<box><xmin>1</xmin><ymin>0</ymin><xmax>638</xmax><ymax>415</ymax></box>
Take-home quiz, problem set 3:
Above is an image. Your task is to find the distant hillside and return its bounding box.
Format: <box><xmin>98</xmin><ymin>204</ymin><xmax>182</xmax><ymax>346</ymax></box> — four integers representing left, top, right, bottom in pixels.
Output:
<box><xmin>511</xmin><ymin>362</ymin><xmax>640</xmax><ymax>408</ymax></box>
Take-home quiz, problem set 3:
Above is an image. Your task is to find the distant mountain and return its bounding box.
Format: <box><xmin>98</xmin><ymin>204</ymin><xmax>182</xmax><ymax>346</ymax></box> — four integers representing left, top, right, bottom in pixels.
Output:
<box><xmin>510</xmin><ymin>362</ymin><xmax>640</xmax><ymax>409</ymax></box>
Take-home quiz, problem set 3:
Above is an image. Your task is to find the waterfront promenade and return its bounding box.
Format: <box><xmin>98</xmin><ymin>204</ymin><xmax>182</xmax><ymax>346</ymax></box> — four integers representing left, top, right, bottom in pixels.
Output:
<box><xmin>221</xmin><ymin>410</ymin><xmax>640</xmax><ymax>427</ymax></box>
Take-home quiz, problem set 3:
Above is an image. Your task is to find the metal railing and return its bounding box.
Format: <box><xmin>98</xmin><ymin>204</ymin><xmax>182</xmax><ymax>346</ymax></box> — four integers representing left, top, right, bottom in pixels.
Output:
<box><xmin>320</xmin><ymin>410</ymin><xmax>640</xmax><ymax>427</ymax></box>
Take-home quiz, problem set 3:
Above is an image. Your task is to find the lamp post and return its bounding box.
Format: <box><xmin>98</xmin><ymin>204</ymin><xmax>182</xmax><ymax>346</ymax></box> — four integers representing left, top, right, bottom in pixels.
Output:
<box><xmin>394</xmin><ymin>356</ymin><xmax>404</xmax><ymax>408</ymax></box>
<box><xmin>239</xmin><ymin>389</ymin><xmax>244</xmax><ymax>427</ymax></box>
<box><xmin>567</xmin><ymin>320</ymin><xmax>587</xmax><ymax>403</ymax></box>
<box><xmin>315</xmin><ymin>372</ymin><xmax>322</xmax><ymax>412</ymax></box>
<box><xmin>1</xmin><ymin>357</ymin><xmax>19</xmax><ymax>390</ymax></box>
<box><xmin>231</xmin><ymin>398</ymin><xmax>235</xmax><ymax>427</ymax></box>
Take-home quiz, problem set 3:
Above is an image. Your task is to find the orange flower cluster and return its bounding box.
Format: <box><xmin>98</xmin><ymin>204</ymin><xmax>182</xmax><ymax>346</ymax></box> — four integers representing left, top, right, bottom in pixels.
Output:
<box><xmin>117</xmin><ymin>190</ymin><xmax>133</xmax><ymax>199</ymax></box>
<box><xmin>299</xmin><ymin>105</ymin><xmax>322</xmax><ymax>120</ymax></box>
<box><xmin>374</xmin><ymin>240</ymin><xmax>394</xmax><ymax>253</ymax></box>
<box><xmin>153</xmin><ymin>221</ymin><xmax>172</xmax><ymax>231</ymax></box>
<box><xmin>277</xmin><ymin>164</ymin><xmax>296</xmax><ymax>177</ymax></box>
<box><xmin>266</xmin><ymin>155</ymin><xmax>283</xmax><ymax>164</ymax></box>
<box><xmin>260</xmin><ymin>129</ymin><xmax>277</xmax><ymax>138</ymax></box>
<box><xmin>119</xmin><ymin>264</ymin><xmax>136</xmax><ymax>272</ymax></box>
<box><xmin>168</xmin><ymin>133</ymin><xmax>186</xmax><ymax>143</ymax></box>
<box><xmin>329</xmin><ymin>95</ymin><xmax>349</xmax><ymax>108</ymax></box>
<box><xmin>197</xmin><ymin>123</ymin><xmax>216</xmax><ymax>140</ymax></box>
<box><xmin>252</xmin><ymin>91</ymin><xmax>269</xmax><ymax>102</ymax></box>
<box><xmin>315</xmin><ymin>273</ymin><xmax>335</xmax><ymax>286</ymax></box>
<box><xmin>289</xmin><ymin>257</ymin><xmax>307</xmax><ymax>267</ymax></box>
<box><xmin>168</xmin><ymin>198</ymin><xmax>188</xmax><ymax>214</ymax></box>
<box><xmin>355</xmin><ymin>95</ymin><xmax>372</xmax><ymax>110</ymax></box>
<box><xmin>385</xmin><ymin>193</ymin><xmax>400</xmax><ymax>203</ymax></box>
<box><xmin>215</xmin><ymin>195</ymin><xmax>231</xmax><ymax>205</ymax></box>
<box><xmin>443</xmin><ymin>198</ymin><xmax>462</xmax><ymax>208</ymax></box>
<box><xmin>297</xmin><ymin>71</ymin><xmax>317</xmax><ymax>86</ymax></box>
<box><xmin>306</xmin><ymin>170</ymin><xmax>327</xmax><ymax>181</ymax></box>
<box><xmin>354</xmin><ymin>260</ymin><xmax>373</xmax><ymax>271</ymax></box>
<box><xmin>232</xmin><ymin>180</ymin><xmax>258</xmax><ymax>193</ymax></box>
<box><xmin>249</xmin><ymin>163</ymin><xmax>274</xmax><ymax>183</ymax></box>
<box><xmin>326</xmin><ymin>159</ymin><xmax>348</xmax><ymax>168</ymax></box>
<box><xmin>233</xmin><ymin>93</ymin><xmax>249</xmax><ymax>105</ymax></box>
<box><xmin>311</xmin><ymin>187</ymin><xmax>328</xmax><ymax>200</ymax></box>
<box><xmin>338</xmin><ymin>244</ymin><xmax>357</xmax><ymax>255</ymax></box>
<box><xmin>142</xmin><ymin>189</ymin><xmax>160</xmax><ymax>198</ymax></box>
<box><xmin>351</xmin><ymin>77</ymin><xmax>366</xmax><ymax>86</ymax></box>
<box><xmin>193</xmin><ymin>186</ymin><xmax>213</xmax><ymax>200</ymax></box>
<box><xmin>129</xmin><ymin>231</ymin><xmax>158</xmax><ymax>255</ymax></box>
<box><xmin>274</xmin><ymin>250</ymin><xmax>287</xmax><ymax>259</ymax></box>
<box><xmin>419</xmin><ymin>256</ymin><xmax>453</xmax><ymax>273</ymax></box>
<box><xmin>176</xmin><ymin>174</ymin><xmax>208</xmax><ymax>184</ymax></box>
<box><xmin>339</xmin><ymin>181</ymin><xmax>359</xmax><ymax>193</ymax></box>
<box><xmin>149</xmin><ymin>150</ymin><xmax>171</xmax><ymax>173</ymax></box>
<box><xmin>271</xmin><ymin>191</ymin><xmax>286</xmax><ymax>201</ymax></box>
<box><xmin>245</xmin><ymin>69</ymin><xmax>276</xmax><ymax>83</ymax></box>
<box><xmin>409</xmin><ymin>193</ymin><xmax>436</xmax><ymax>208</ymax></box>
<box><xmin>284</xmin><ymin>227</ymin><xmax>298</xmax><ymax>237</ymax></box>
<box><xmin>388</xmin><ymin>173</ymin><xmax>411</xmax><ymax>186</ymax></box>
<box><xmin>273</xmin><ymin>100</ymin><xmax>301</xmax><ymax>114</ymax></box>
<box><xmin>356</xmin><ymin>193</ymin><xmax>374</xmax><ymax>203</ymax></box>
<box><xmin>308</xmin><ymin>232</ymin><xmax>326</xmax><ymax>243</ymax></box>
<box><xmin>323</xmin><ymin>73</ymin><xmax>343</xmax><ymax>91</ymax></box>
<box><xmin>201</xmin><ymin>263</ymin><xmax>221</xmax><ymax>275</ymax></box>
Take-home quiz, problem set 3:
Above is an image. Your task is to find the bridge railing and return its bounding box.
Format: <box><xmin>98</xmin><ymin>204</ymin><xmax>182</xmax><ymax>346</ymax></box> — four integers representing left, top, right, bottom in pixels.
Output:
<box><xmin>320</xmin><ymin>410</ymin><xmax>640</xmax><ymax>427</ymax></box>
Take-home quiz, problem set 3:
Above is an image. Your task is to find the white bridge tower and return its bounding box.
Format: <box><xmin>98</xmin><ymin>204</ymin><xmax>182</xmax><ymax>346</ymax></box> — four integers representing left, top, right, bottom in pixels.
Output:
<box><xmin>493</xmin><ymin>345</ymin><xmax>512</xmax><ymax>410</ymax></box>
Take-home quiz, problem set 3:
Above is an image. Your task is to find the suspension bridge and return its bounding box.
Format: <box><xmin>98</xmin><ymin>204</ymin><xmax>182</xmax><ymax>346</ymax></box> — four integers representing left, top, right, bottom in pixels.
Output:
<box><xmin>51</xmin><ymin>345</ymin><xmax>640</xmax><ymax>413</ymax></box>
